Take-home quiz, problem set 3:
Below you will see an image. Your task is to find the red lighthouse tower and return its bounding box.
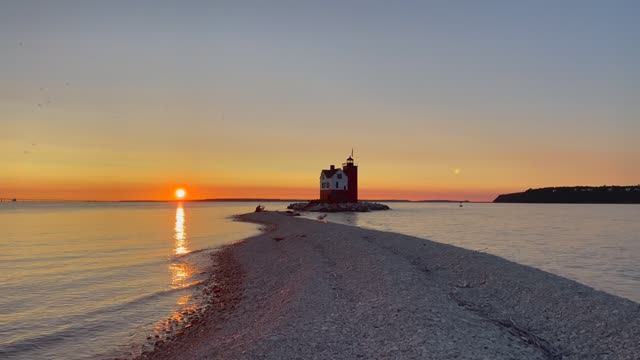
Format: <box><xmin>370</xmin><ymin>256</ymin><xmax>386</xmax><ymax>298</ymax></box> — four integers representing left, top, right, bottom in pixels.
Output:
<box><xmin>342</xmin><ymin>150</ymin><xmax>358</xmax><ymax>203</ymax></box>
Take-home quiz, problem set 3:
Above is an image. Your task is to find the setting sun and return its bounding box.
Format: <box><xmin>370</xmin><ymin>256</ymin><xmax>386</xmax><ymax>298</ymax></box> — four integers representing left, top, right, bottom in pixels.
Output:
<box><xmin>175</xmin><ymin>188</ymin><xmax>186</xmax><ymax>199</ymax></box>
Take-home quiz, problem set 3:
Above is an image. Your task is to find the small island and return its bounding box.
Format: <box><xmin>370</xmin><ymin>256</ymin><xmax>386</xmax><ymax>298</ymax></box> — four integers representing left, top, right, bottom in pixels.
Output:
<box><xmin>287</xmin><ymin>153</ymin><xmax>391</xmax><ymax>212</ymax></box>
<box><xmin>494</xmin><ymin>185</ymin><xmax>640</xmax><ymax>204</ymax></box>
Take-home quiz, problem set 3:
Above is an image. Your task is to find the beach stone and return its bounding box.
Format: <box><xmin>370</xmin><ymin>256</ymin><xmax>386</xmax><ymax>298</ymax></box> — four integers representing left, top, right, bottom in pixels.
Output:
<box><xmin>287</xmin><ymin>201</ymin><xmax>390</xmax><ymax>212</ymax></box>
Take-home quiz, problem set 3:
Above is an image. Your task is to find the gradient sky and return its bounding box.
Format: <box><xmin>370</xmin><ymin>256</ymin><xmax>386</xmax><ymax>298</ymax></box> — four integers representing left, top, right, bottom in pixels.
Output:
<box><xmin>2</xmin><ymin>1</ymin><xmax>639</xmax><ymax>201</ymax></box>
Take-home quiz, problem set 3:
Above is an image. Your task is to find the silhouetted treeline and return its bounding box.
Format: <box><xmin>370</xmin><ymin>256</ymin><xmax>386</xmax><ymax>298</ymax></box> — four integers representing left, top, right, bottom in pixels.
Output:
<box><xmin>494</xmin><ymin>186</ymin><xmax>640</xmax><ymax>204</ymax></box>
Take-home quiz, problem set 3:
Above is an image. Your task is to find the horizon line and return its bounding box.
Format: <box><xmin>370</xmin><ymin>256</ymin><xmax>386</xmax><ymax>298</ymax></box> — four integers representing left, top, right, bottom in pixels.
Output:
<box><xmin>0</xmin><ymin>198</ymin><xmax>479</xmax><ymax>203</ymax></box>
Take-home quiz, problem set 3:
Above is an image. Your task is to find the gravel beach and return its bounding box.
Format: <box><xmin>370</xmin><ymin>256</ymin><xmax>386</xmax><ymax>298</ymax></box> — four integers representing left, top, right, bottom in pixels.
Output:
<box><xmin>139</xmin><ymin>211</ymin><xmax>639</xmax><ymax>360</ymax></box>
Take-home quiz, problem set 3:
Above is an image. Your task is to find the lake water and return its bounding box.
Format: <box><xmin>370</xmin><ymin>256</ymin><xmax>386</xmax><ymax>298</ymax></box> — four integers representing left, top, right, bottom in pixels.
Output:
<box><xmin>1</xmin><ymin>201</ymin><xmax>638</xmax><ymax>359</ymax></box>
<box><xmin>0</xmin><ymin>201</ymin><xmax>261</xmax><ymax>360</ymax></box>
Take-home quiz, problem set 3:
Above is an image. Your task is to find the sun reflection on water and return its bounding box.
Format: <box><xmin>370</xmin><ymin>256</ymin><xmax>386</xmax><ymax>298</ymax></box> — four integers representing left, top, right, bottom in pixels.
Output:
<box><xmin>169</xmin><ymin>262</ymin><xmax>193</xmax><ymax>289</ymax></box>
<box><xmin>150</xmin><ymin>203</ymin><xmax>201</xmax><ymax>343</ymax></box>
<box><xmin>170</xmin><ymin>203</ymin><xmax>195</xmax><ymax>289</ymax></box>
<box><xmin>174</xmin><ymin>204</ymin><xmax>187</xmax><ymax>255</ymax></box>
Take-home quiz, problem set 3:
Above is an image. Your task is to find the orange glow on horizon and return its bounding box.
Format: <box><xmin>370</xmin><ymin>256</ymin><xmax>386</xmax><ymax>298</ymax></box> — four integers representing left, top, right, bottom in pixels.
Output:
<box><xmin>0</xmin><ymin>177</ymin><xmax>543</xmax><ymax>202</ymax></box>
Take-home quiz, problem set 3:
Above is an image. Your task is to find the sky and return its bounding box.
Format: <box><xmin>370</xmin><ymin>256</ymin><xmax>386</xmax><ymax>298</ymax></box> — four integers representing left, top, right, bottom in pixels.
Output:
<box><xmin>1</xmin><ymin>1</ymin><xmax>639</xmax><ymax>201</ymax></box>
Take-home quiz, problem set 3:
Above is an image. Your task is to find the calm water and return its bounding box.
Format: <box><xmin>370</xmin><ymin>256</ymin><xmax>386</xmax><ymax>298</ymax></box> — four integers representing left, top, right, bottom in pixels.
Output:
<box><xmin>0</xmin><ymin>201</ymin><xmax>261</xmax><ymax>360</ymax></box>
<box><xmin>304</xmin><ymin>202</ymin><xmax>640</xmax><ymax>303</ymax></box>
<box><xmin>1</xmin><ymin>202</ymin><xmax>639</xmax><ymax>359</ymax></box>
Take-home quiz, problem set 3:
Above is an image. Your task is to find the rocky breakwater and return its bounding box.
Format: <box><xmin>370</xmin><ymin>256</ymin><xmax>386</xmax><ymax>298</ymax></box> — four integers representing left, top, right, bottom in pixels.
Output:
<box><xmin>287</xmin><ymin>201</ymin><xmax>390</xmax><ymax>212</ymax></box>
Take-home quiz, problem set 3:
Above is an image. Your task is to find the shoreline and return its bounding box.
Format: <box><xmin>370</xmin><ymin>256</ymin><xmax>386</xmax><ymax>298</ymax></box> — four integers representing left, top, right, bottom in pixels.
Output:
<box><xmin>135</xmin><ymin>211</ymin><xmax>639</xmax><ymax>359</ymax></box>
<box><xmin>132</xmin><ymin>245</ymin><xmax>245</xmax><ymax>360</ymax></box>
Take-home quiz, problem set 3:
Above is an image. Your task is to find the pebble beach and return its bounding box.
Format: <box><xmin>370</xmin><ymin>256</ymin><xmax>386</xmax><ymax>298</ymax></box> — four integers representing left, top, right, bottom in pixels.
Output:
<box><xmin>138</xmin><ymin>211</ymin><xmax>640</xmax><ymax>360</ymax></box>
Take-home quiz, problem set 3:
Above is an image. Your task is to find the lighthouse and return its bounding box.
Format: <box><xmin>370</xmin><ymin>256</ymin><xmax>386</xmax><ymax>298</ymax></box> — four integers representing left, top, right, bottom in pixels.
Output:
<box><xmin>319</xmin><ymin>151</ymin><xmax>358</xmax><ymax>203</ymax></box>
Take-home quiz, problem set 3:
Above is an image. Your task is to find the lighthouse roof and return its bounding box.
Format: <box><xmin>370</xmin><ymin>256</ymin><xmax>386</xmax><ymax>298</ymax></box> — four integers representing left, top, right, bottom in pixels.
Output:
<box><xmin>321</xmin><ymin>168</ymin><xmax>341</xmax><ymax>178</ymax></box>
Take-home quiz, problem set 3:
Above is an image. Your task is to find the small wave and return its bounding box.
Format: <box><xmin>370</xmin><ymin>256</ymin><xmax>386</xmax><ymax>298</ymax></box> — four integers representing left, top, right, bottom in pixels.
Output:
<box><xmin>169</xmin><ymin>247</ymin><xmax>215</xmax><ymax>260</ymax></box>
<box><xmin>1</xmin><ymin>281</ymin><xmax>208</xmax><ymax>359</ymax></box>
<box><xmin>0</xmin><ymin>321</ymin><xmax>109</xmax><ymax>358</ymax></box>
<box><xmin>88</xmin><ymin>281</ymin><xmax>206</xmax><ymax>319</ymax></box>
<box><xmin>0</xmin><ymin>258</ymin><xmax>167</xmax><ymax>291</ymax></box>
<box><xmin>6</xmin><ymin>281</ymin><xmax>206</xmax><ymax>340</ymax></box>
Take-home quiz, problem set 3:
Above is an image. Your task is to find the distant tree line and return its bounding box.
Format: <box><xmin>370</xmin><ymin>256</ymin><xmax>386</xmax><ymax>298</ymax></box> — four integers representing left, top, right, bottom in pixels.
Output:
<box><xmin>494</xmin><ymin>185</ymin><xmax>640</xmax><ymax>204</ymax></box>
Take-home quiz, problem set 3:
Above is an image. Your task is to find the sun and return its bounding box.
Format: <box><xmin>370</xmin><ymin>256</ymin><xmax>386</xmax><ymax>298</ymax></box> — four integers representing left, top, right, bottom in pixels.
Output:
<box><xmin>175</xmin><ymin>188</ymin><xmax>186</xmax><ymax>199</ymax></box>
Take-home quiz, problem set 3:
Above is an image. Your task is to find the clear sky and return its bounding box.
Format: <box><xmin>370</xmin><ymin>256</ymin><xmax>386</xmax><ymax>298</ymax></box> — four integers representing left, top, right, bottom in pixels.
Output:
<box><xmin>2</xmin><ymin>1</ymin><xmax>639</xmax><ymax>201</ymax></box>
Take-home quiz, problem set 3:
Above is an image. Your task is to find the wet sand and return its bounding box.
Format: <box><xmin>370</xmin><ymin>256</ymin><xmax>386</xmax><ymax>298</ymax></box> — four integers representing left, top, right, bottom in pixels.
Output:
<box><xmin>137</xmin><ymin>211</ymin><xmax>639</xmax><ymax>359</ymax></box>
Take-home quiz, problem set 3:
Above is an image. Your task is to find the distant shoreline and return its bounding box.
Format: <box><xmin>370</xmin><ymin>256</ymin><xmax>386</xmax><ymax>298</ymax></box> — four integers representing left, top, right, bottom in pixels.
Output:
<box><xmin>7</xmin><ymin>198</ymin><xmax>640</xmax><ymax>205</ymax></box>
<box><xmin>2</xmin><ymin>198</ymin><xmax>477</xmax><ymax>203</ymax></box>
<box><xmin>136</xmin><ymin>211</ymin><xmax>639</xmax><ymax>359</ymax></box>
<box><xmin>494</xmin><ymin>185</ymin><xmax>640</xmax><ymax>204</ymax></box>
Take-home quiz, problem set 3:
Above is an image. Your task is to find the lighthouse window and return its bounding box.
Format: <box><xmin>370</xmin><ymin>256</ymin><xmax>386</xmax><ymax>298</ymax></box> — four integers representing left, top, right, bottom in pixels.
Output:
<box><xmin>336</xmin><ymin>182</ymin><xmax>339</xmax><ymax>188</ymax></box>
<box><xmin>337</xmin><ymin>174</ymin><xmax>342</xmax><ymax>179</ymax></box>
